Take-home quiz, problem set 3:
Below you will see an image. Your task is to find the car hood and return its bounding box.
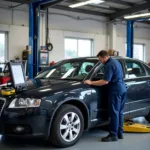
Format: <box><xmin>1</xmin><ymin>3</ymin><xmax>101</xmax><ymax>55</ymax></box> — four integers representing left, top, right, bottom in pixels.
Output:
<box><xmin>20</xmin><ymin>78</ymin><xmax>82</xmax><ymax>98</ymax></box>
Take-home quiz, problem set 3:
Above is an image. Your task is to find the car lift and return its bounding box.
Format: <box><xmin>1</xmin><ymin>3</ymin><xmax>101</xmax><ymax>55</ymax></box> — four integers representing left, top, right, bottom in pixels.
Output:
<box><xmin>28</xmin><ymin>0</ymin><xmax>63</xmax><ymax>79</ymax></box>
<box><xmin>126</xmin><ymin>18</ymin><xmax>150</xmax><ymax>57</ymax></box>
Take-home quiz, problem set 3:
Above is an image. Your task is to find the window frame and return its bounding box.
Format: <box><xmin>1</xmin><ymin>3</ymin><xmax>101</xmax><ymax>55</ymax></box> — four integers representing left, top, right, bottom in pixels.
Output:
<box><xmin>133</xmin><ymin>43</ymin><xmax>145</xmax><ymax>61</ymax></box>
<box><xmin>123</xmin><ymin>58</ymin><xmax>147</xmax><ymax>79</ymax></box>
<box><xmin>64</xmin><ymin>37</ymin><xmax>93</xmax><ymax>59</ymax></box>
<box><xmin>125</xmin><ymin>43</ymin><xmax>145</xmax><ymax>61</ymax></box>
<box><xmin>0</xmin><ymin>31</ymin><xmax>8</xmax><ymax>61</ymax></box>
<box><xmin>36</xmin><ymin>58</ymin><xmax>98</xmax><ymax>81</ymax></box>
<box><xmin>87</xmin><ymin>58</ymin><xmax>125</xmax><ymax>81</ymax></box>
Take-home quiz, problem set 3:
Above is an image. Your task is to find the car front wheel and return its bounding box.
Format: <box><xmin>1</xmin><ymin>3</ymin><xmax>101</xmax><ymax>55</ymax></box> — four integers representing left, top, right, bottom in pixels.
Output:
<box><xmin>50</xmin><ymin>104</ymin><xmax>84</xmax><ymax>148</ymax></box>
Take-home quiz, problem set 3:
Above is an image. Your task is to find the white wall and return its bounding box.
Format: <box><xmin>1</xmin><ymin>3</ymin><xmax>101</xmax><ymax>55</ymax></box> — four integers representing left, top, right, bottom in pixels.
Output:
<box><xmin>0</xmin><ymin>5</ymin><xmax>150</xmax><ymax>63</ymax></box>
<box><xmin>41</xmin><ymin>8</ymin><xmax>108</xmax><ymax>62</ymax></box>
<box><xmin>0</xmin><ymin>7</ymin><xmax>29</xmax><ymax>61</ymax></box>
<box><xmin>0</xmin><ymin>6</ymin><xmax>108</xmax><ymax>62</ymax></box>
<box><xmin>48</xmin><ymin>30</ymin><xmax>108</xmax><ymax>61</ymax></box>
<box><xmin>116</xmin><ymin>23</ymin><xmax>150</xmax><ymax>62</ymax></box>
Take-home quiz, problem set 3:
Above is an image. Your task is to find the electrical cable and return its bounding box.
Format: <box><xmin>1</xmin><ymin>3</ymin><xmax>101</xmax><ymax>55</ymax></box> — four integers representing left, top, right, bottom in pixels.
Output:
<box><xmin>46</xmin><ymin>8</ymin><xmax>53</xmax><ymax>51</ymax></box>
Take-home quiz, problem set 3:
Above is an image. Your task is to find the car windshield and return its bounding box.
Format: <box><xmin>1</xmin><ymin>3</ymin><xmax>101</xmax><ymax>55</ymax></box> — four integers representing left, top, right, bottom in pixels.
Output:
<box><xmin>36</xmin><ymin>59</ymin><xmax>97</xmax><ymax>81</ymax></box>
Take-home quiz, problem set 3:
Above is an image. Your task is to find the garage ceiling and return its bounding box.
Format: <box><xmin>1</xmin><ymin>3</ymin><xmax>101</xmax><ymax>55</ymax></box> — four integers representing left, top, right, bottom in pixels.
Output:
<box><xmin>2</xmin><ymin>0</ymin><xmax>150</xmax><ymax>20</ymax></box>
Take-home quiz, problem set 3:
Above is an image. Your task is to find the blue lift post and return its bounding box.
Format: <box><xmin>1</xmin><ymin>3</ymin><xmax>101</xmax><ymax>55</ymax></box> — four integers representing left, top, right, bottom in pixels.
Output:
<box><xmin>126</xmin><ymin>18</ymin><xmax>150</xmax><ymax>58</ymax></box>
<box><xmin>29</xmin><ymin>3</ymin><xmax>35</xmax><ymax>79</ymax></box>
<box><xmin>28</xmin><ymin>0</ymin><xmax>57</xmax><ymax>79</ymax></box>
<box><xmin>126</xmin><ymin>20</ymin><xmax>134</xmax><ymax>58</ymax></box>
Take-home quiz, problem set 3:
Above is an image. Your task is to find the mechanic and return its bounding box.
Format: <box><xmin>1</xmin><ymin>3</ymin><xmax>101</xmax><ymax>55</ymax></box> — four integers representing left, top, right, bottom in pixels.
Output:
<box><xmin>84</xmin><ymin>50</ymin><xmax>127</xmax><ymax>142</ymax></box>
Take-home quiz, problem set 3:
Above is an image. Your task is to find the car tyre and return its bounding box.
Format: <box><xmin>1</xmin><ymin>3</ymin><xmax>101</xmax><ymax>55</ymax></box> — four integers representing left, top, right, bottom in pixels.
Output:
<box><xmin>50</xmin><ymin>104</ymin><xmax>84</xmax><ymax>148</ymax></box>
<box><xmin>145</xmin><ymin>110</ymin><xmax>150</xmax><ymax>122</ymax></box>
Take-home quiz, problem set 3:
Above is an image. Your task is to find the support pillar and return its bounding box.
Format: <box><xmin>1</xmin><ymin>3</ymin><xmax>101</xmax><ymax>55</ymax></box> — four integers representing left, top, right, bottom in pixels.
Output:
<box><xmin>127</xmin><ymin>20</ymin><xmax>134</xmax><ymax>58</ymax></box>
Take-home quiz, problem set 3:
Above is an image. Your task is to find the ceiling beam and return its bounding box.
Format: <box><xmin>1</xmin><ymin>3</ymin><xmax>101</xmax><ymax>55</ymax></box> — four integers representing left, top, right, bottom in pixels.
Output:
<box><xmin>4</xmin><ymin>0</ymin><xmax>108</xmax><ymax>16</ymax></box>
<box><xmin>105</xmin><ymin>0</ymin><xmax>134</xmax><ymax>7</ymax></box>
<box><xmin>110</xmin><ymin>2</ymin><xmax>150</xmax><ymax>20</ymax></box>
<box><xmin>4</xmin><ymin>0</ymin><xmax>28</xmax><ymax>3</ymax></box>
<box><xmin>82</xmin><ymin>4</ymin><xmax>120</xmax><ymax>12</ymax></box>
<box><xmin>52</xmin><ymin>5</ymin><xmax>108</xmax><ymax>17</ymax></box>
<box><xmin>66</xmin><ymin>0</ymin><xmax>120</xmax><ymax>11</ymax></box>
<box><xmin>41</xmin><ymin>0</ymin><xmax>65</xmax><ymax>9</ymax></box>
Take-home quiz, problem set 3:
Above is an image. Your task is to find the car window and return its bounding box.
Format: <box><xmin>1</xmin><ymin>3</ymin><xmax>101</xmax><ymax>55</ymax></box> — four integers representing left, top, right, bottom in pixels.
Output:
<box><xmin>79</xmin><ymin>62</ymin><xmax>95</xmax><ymax>75</ymax></box>
<box><xmin>91</xmin><ymin>64</ymin><xmax>104</xmax><ymax>80</ymax></box>
<box><xmin>91</xmin><ymin>59</ymin><xmax>123</xmax><ymax>80</ymax></box>
<box><xmin>36</xmin><ymin>60</ymin><xmax>96</xmax><ymax>81</ymax></box>
<box><xmin>142</xmin><ymin>63</ymin><xmax>150</xmax><ymax>76</ymax></box>
<box><xmin>125</xmin><ymin>59</ymin><xmax>146</xmax><ymax>78</ymax></box>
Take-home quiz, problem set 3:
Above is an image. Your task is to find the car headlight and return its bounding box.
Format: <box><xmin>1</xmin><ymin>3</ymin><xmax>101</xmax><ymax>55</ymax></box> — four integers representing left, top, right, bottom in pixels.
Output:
<box><xmin>9</xmin><ymin>98</ymin><xmax>41</xmax><ymax>108</ymax></box>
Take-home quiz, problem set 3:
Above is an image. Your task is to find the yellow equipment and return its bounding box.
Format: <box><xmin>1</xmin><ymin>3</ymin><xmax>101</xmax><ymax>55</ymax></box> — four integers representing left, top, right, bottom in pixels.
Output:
<box><xmin>123</xmin><ymin>121</ymin><xmax>150</xmax><ymax>133</ymax></box>
<box><xmin>1</xmin><ymin>88</ymin><xmax>16</xmax><ymax>96</ymax></box>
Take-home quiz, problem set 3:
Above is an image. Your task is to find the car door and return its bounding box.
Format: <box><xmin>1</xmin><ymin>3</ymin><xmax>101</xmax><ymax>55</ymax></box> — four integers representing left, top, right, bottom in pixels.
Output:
<box><xmin>124</xmin><ymin>58</ymin><xmax>150</xmax><ymax>118</ymax></box>
<box><xmin>89</xmin><ymin>59</ymin><xmax>130</xmax><ymax>122</ymax></box>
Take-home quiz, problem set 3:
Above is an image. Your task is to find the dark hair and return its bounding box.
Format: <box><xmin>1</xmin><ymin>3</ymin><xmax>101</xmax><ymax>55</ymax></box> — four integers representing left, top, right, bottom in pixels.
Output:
<box><xmin>97</xmin><ymin>50</ymin><xmax>109</xmax><ymax>58</ymax></box>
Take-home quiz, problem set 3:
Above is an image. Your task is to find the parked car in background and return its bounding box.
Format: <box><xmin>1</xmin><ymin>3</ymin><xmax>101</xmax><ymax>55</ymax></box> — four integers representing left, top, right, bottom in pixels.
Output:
<box><xmin>0</xmin><ymin>56</ymin><xmax>150</xmax><ymax>148</ymax></box>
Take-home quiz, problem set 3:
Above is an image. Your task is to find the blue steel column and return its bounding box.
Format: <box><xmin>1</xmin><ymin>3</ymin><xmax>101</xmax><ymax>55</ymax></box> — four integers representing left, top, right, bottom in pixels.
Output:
<box><xmin>28</xmin><ymin>3</ymin><xmax>35</xmax><ymax>79</ymax></box>
<box><xmin>35</xmin><ymin>5</ymin><xmax>41</xmax><ymax>75</ymax></box>
<box><xmin>28</xmin><ymin>0</ymin><xmax>56</xmax><ymax>78</ymax></box>
<box><xmin>127</xmin><ymin>20</ymin><xmax>134</xmax><ymax>58</ymax></box>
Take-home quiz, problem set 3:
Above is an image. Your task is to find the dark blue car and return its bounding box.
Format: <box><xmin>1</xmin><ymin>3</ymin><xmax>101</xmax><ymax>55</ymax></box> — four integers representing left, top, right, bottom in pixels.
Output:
<box><xmin>0</xmin><ymin>56</ymin><xmax>150</xmax><ymax>148</ymax></box>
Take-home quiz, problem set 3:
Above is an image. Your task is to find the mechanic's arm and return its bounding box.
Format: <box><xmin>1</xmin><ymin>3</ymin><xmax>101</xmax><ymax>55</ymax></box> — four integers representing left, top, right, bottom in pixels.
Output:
<box><xmin>84</xmin><ymin>80</ymin><xmax>108</xmax><ymax>86</ymax></box>
<box><xmin>84</xmin><ymin>65</ymin><xmax>112</xmax><ymax>86</ymax></box>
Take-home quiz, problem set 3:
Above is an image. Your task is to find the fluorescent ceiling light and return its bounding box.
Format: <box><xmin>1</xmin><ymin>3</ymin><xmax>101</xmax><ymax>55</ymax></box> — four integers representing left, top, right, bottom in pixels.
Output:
<box><xmin>69</xmin><ymin>0</ymin><xmax>105</xmax><ymax>8</ymax></box>
<box><xmin>124</xmin><ymin>13</ymin><xmax>150</xmax><ymax>19</ymax></box>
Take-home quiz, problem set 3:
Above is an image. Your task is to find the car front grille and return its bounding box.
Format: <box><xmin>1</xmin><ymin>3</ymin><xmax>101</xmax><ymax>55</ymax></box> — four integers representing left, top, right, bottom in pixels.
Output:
<box><xmin>0</xmin><ymin>98</ymin><xmax>5</xmax><ymax>114</ymax></box>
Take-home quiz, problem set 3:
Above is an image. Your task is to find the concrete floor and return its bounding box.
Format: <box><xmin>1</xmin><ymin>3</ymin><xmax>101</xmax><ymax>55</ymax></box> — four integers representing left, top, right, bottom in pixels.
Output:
<box><xmin>0</xmin><ymin>117</ymin><xmax>149</xmax><ymax>150</ymax></box>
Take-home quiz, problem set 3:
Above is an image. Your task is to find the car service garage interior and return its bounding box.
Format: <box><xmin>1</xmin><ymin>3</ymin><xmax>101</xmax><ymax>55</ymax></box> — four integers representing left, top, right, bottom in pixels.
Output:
<box><xmin>0</xmin><ymin>0</ymin><xmax>150</xmax><ymax>150</ymax></box>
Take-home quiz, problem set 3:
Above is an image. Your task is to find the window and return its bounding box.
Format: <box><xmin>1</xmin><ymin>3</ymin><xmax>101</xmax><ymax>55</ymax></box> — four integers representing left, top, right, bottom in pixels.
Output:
<box><xmin>36</xmin><ymin>60</ymin><xmax>96</xmax><ymax>81</ymax></box>
<box><xmin>133</xmin><ymin>44</ymin><xmax>144</xmax><ymax>61</ymax></box>
<box><xmin>0</xmin><ymin>32</ymin><xmax>7</xmax><ymax>62</ymax></box>
<box><xmin>79</xmin><ymin>62</ymin><xmax>94</xmax><ymax>75</ymax></box>
<box><xmin>125</xmin><ymin>44</ymin><xmax>144</xmax><ymax>61</ymax></box>
<box><xmin>125</xmin><ymin>59</ymin><xmax>146</xmax><ymax>78</ymax></box>
<box><xmin>92</xmin><ymin>59</ymin><xmax>123</xmax><ymax>80</ymax></box>
<box><xmin>91</xmin><ymin>64</ymin><xmax>104</xmax><ymax>81</ymax></box>
<box><xmin>65</xmin><ymin>38</ymin><xmax>93</xmax><ymax>59</ymax></box>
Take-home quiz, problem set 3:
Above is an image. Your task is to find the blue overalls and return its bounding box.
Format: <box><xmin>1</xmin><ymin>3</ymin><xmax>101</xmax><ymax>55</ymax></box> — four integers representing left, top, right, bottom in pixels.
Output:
<box><xmin>103</xmin><ymin>57</ymin><xmax>127</xmax><ymax>137</ymax></box>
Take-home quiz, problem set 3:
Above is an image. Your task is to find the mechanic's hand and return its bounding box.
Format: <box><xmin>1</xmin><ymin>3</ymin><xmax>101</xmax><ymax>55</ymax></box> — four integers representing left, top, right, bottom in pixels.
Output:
<box><xmin>84</xmin><ymin>80</ymin><xmax>92</xmax><ymax>85</ymax></box>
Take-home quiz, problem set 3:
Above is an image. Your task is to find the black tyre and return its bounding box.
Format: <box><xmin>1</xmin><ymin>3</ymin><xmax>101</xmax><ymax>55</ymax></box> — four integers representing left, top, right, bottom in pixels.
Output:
<box><xmin>145</xmin><ymin>111</ymin><xmax>150</xmax><ymax>122</ymax></box>
<box><xmin>50</xmin><ymin>104</ymin><xmax>84</xmax><ymax>148</ymax></box>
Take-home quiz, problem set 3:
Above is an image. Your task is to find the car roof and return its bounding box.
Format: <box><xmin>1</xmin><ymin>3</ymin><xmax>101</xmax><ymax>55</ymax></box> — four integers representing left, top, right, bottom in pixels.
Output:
<box><xmin>64</xmin><ymin>56</ymin><xmax>127</xmax><ymax>62</ymax></box>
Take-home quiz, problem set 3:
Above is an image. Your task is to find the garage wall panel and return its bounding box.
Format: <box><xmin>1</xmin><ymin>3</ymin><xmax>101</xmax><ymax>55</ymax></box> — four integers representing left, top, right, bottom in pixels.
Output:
<box><xmin>0</xmin><ymin>24</ymin><xmax>10</xmax><ymax>32</ymax></box>
<box><xmin>49</xmin><ymin>30</ymin><xmax>64</xmax><ymax>62</ymax></box>
<box><xmin>9</xmin><ymin>26</ymin><xmax>28</xmax><ymax>60</ymax></box>
<box><xmin>116</xmin><ymin>24</ymin><xmax>150</xmax><ymax>40</ymax></box>
<box><xmin>49</xmin><ymin>15</ymin><xmax>107</xmax><ymax>35</ymax></box>
<box><xmin>13</xmin><ymin>10</ymin><xmax>29</xmax><ymax>26</ymax></box>
<box><xmin>0</xmin><ymin>8</ymin><xmax>12</xmax><ymax>25</ymax></box>
<box><xmin>48</xmin><ymin>8</ymin><xmax>107</xmax><ymax>35</ymax></box>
